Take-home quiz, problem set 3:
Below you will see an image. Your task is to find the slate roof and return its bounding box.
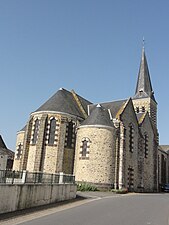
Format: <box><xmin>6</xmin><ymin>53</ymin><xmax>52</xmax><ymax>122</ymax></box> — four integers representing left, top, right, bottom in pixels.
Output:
<box><xmin>133</xmin><ymin>48</ymin><xmax>156</xmax><ymax>102</ymax></box>
<box><xmin>89</xmin><ymin>99</ymin><xmax>127</xmax><ymax>118</ymax></box>
<box><xmin>0</xmin><ymin>148</ymin><xmax>14</xmax><ymax>158</ymax></box>
<box><xmin>136</xmin><ymin>113</ymin><xmax>145</xmax><ymax>124</ymax></box>
<box><xmin>0</xmin><ymin>135</ymin><xmax>14</xmax><ymax>158</ymax></box>
<box><xmin>0</xmin><ymin>135</ymin><xmax>7</xmax><ymax>149</ymax></box>
<box><xmin>20</xmin><ymin>125</ymin><xmax>27</xmax><ymax>132</ymax></box>
<box><xmin>81</xmin><ymin>104</ymin><xmax>114</xmax><ymax>127</ymax></box>
<box><xmin>34</xmin><ymin>88</ymin><xmax>92</xmax><ymax>119</ymax></box>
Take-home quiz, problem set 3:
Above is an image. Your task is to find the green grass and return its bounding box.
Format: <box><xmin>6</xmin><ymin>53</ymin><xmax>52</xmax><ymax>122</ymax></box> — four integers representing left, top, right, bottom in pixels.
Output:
<box><xmin>77</xmin><ymin>183</ymin><xmax>98</xmax><ymax>191</ymax></box>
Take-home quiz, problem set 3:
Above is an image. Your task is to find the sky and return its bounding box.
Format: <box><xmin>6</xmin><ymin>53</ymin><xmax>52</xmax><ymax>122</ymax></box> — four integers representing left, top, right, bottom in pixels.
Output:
<box><xmin>0</xmin><ymin>0</ymin><xmax>169</xmax><ymax>150</ymax></box>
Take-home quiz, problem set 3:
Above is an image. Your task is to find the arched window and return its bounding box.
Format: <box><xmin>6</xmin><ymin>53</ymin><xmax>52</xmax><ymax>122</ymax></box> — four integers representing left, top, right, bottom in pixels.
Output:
<box><xmin>129</xmin><ymin>124</ymin><xmax>134</xmax><ymax>152</ymax></box>
<box><xmin>82</xmin><ymin>140</ymin><xmax>88</xmax><ymax>157</ymax></box>
<box><xmin>32</xmin><ymin>118</ymin><xmax>40</xmax><ymax>144</ymax></box>
<box><xmin>45</xmin><ymin>117</ymin><xmax>59</xmax><ymax>146</ymax></box>
<box><xmin>80</xmin><ymin>138</ymin><xmax>90</xmax><ymax>159</ymax></box>
<box><xmin>144</xmin><ymin>134</ymin><xmax>148</xmax><ymax>158</ymax></box>
<box><xmin>48</xmin><ymin>118</ymin><xmax>56</xmax><ymax>145</ymax></box>
<box><xmin>65</xmin><ymin>121</ymin><xmax>75</xmax><ymax>149</ymax></box>
<box><xmin>15</xmin><ymin>143</ymin><xmax>22</xmax><ymax>160</ymax></box>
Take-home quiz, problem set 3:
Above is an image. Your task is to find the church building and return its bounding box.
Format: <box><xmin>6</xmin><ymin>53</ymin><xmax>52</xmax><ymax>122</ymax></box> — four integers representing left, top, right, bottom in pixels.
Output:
<box><xmin>13</xmin><ymin>48</ymin><xmax>159</xmax><ymax>192</ymax></box>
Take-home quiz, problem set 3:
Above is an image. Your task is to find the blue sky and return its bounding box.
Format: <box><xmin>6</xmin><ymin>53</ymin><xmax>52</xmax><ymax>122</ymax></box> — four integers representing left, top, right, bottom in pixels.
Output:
<box><xmin>0</xmin><ymin>0</ymin><xmax>169</xmax><ymax>150</ymax></box>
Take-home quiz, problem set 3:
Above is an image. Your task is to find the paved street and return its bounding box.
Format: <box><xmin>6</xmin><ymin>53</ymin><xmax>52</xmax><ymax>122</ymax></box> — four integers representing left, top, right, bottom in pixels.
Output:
<box><xmin>1</xmin><ymin>192</ymin><xmax>169</xmax><ymax>225</ymax></box>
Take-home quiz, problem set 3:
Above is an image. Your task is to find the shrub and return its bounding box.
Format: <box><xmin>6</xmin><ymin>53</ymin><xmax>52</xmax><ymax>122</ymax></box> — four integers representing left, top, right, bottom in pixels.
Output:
<box><xmin>111</xmin><ymin>188</ymin><xmax>128</xmax><ymax>194</ymax></box>
<box><xmin>77</xmin><ymin>183</ymin><xmax>98</xmax><ymax>191</ymax></box>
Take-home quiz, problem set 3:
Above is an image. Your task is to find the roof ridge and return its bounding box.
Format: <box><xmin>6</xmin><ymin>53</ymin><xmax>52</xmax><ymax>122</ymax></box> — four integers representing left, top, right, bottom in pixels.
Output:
<box><xmin>71</xmin><ymin>90</ymin><xmax>88</xmax><ymax>119</ymax></box>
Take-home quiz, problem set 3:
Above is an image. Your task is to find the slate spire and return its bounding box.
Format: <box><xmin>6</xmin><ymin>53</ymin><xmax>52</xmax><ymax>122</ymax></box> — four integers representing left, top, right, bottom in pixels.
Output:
<box><xmin>134</xmin><ymin>47</ymin><xmax>155</xmax><ymax>101</ymax></box>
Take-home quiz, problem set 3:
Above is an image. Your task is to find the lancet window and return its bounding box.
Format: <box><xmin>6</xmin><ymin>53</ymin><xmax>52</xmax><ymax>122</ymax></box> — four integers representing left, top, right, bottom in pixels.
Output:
<box><xmin>31</xmin><ymin>118</ymin><xmax>40</xmax><ymax>144</ymax></box>
<box><xmin>79</xmin><ymin>137</ymin><xmax>90</xmax><ymax>159</ymax></box>
<box><xmin>65</xmin><ymin>120</ymin><xmax>76</xmax><ymax>149</ymax></box>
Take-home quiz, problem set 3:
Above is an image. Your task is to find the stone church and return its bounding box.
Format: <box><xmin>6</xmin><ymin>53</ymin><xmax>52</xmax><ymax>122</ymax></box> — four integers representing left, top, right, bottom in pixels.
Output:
<box><xmin>13</xmin><ymin>48</ymin><xmax>159</xmax><ymax>192</ymax></box>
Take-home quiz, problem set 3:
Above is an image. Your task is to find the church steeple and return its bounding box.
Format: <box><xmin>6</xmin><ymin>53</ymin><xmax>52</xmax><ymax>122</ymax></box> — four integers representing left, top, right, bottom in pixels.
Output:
<box><xmin>134</xmin><ymin>47</ymin><xmax>156</xmax><ymax>102</ymax></box>
<box><xmin>132</xmin><ymin>47</ymin><xmax>157</xmax><ymax>127</ymax></box>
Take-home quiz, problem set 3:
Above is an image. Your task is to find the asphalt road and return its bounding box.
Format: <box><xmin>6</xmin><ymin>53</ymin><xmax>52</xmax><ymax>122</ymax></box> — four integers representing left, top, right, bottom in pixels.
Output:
<box><xmin>1</xmin><ymin>192</ymin><xmax>169</xmax><ymax>225</ymax></box>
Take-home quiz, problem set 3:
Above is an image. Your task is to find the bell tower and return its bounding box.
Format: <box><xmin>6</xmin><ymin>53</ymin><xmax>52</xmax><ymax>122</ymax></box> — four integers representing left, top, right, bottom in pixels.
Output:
<box><xmin>132</xmin><ymin>47</ymin><xmax>157</xmax><ymax>127</ymax></box>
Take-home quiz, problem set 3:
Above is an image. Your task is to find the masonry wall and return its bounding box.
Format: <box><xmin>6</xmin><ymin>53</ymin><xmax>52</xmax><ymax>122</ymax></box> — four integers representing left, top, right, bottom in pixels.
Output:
<box><xmin>132</xmin><ymin>97</ymin><xmax>157</xmax><ymax>126</ymax></box>
<box><xmin>119</xmin><ymin>100</ymin><xmax>139</xmax><ymax>191</ymax></box>
<box><xmin>140</xmin><ymin>115</ymin><xmax>156</xmax><ymax>191</ymax></box>
<box><xmin>158</xmin><ymin>150</ymin><xmax>169</xmax><ymax>185</ymax></box>
<box><xmin>74</xmin><ymin>126</ymin><xmax>116</xmax><ymax>188</ymax></box>
<box><xmin>13</xmin><ymin>131</ymin><xmax>25</xmax><ymax>171</ymax></box>
<box><xmin>0</xmin><ymin>183</ymin><xmax>77</xmax><ymax>214</ymax></box>
<box><xmin>0</xmin><ymin>154</ymin><xmax>7</xmax><ymax>170</ymax></box>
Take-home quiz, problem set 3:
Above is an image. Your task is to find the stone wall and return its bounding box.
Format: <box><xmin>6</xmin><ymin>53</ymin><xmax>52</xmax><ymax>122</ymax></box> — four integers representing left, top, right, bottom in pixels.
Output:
<box><xmin>13</xmin><ymin>131</ymin><xmax>25</xmax><ymax>171</ymax></box>
<box><xmin>74</xmin><ymin>125</ymin><xmax>116</xmax><ymax>188</ymax></box>
<box><xmin>0</xmin><ymin>154</ymin><xmax>7</xmax><ymax>170</ymax></box>
<box><xmin>13</xmin><ymin>111</ymin><xmax>79</xmax><ymax>174</ymax></box>
<box><xmin>158</xmin><ymin>149</ymin><xmax>169</xmax><ymax>185</ymax></box>
<box><xmin>140</xmin><ymin>114</ymin><xmax>157</xmax><ymax>191</ymax></box>
<box><xmin>0</xmin><ymin>183</ymin><xmax>77</xmax><ymax>214</ymax></box>
<box><xmin>119</xmin><ymin>99</ymin><xmax>139</xmax><ymax>191</ymax></box>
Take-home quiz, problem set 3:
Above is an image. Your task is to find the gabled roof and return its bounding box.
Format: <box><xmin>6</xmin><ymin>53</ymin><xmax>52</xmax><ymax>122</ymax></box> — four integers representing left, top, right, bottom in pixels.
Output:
<box><xmin>89</xmin><ymin>99</ymin><xmax>127</xmax><ymax>118</ymax></box>
<box><xmin>34</xmin><ymin>88</ymin><xmax>92</xmax><ymax>119</ymax></box>
<box><xmin>81</xmin><ymin>104</ymin><xmax>114</xmax><ymax>128</ymax></box>
<box><xmin>133</xmin><ymin>48</ymin><xmax>156</xmax><ymax>102</ymax></box>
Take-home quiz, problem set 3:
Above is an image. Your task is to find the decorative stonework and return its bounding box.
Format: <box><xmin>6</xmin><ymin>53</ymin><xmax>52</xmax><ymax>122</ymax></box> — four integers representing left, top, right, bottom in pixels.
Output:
<box><xmin>15</xmin><ymin>143</ymin><xmax>23</xmax><ymax>160</ymax></box>
<box><xmin>45</xmin><ymin>117</ymin><xmax>60</xmax><ymax>146</ymax></box>
<box><xmin>30</xmin><ymin>117</ymin><xmax>41</xmax><ymax>145</ymax></box>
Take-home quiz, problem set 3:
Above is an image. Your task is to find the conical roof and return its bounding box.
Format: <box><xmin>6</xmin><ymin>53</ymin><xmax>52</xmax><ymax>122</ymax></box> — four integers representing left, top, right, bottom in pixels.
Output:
<box><xmin>34</xmin><ymin>88</ymin><xmax>92</xmax><ymax>119</ymax></box>
<box><xmin>133</xmin><ymin>48</ymin><xmax>155</xmax><ymax>101</ymax></box>
<box><xmin>81</xmin><ymin>104</ymin><xmax>114</xmax><ymax>127</ymax></box>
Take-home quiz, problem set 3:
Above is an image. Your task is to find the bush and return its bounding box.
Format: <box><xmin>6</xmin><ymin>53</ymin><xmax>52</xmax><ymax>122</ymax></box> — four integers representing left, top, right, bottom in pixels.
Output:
<box><xmin>77</xmin><ymin>183</ymin><xmax>98</xmax><ymax>191</ymax></box>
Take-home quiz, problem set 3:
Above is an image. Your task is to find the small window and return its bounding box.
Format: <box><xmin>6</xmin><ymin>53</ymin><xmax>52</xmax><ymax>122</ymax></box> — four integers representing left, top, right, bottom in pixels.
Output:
<box><xmin>82</xmin><ymin>140</ymin><xmax>88</xmax><ymax>157</ymax></box>
<box><xmin>80</xmin><ymin>138</ymin><xmax>90</xmax><ymax>159</ymax></box>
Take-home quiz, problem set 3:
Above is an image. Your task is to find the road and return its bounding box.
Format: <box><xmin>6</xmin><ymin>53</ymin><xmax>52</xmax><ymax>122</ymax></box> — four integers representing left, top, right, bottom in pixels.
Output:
<box><xmin>1</xmin><ymin>192</ymin><xmax>169</xmax><ymax>225</ymax></box>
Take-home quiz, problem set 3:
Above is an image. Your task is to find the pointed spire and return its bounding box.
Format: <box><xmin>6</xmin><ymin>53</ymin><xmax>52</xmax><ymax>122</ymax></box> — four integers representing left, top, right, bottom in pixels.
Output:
<box><xmin>134</xmin><ymin>47</ymin><xmax>155</xmax><ymax>101</ymax></box>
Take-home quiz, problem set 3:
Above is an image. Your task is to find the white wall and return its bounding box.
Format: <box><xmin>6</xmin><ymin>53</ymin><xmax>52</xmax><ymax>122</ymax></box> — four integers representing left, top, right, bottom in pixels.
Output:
<box><xmin>0</xmin><ymin>183</ymin><xmax>77</xmax><ymax>214</ymax></box>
